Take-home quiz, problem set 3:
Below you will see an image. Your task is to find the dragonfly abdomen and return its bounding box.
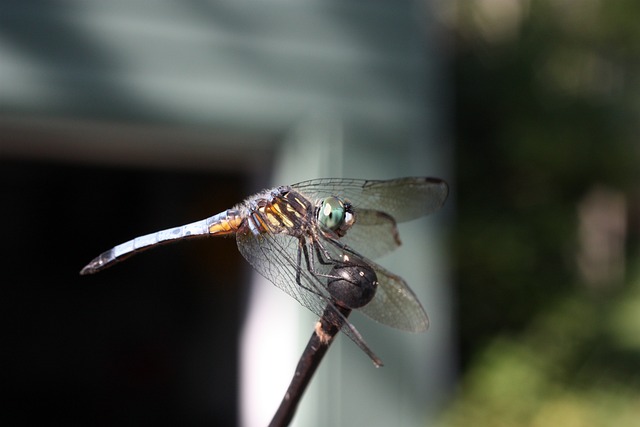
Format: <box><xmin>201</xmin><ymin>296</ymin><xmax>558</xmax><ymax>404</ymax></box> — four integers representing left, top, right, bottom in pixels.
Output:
<box><xmin>80</xmin><ymin>210</ymin><xmax>241</xmax><ymax>275</ymax></box>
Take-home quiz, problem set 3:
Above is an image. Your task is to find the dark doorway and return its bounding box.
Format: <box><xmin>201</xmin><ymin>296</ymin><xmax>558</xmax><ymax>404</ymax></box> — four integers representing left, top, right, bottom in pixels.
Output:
<box><xmin>2</xmin><ymin>158</ymin><xmax>248</xmax><ymax>426</ymax></box>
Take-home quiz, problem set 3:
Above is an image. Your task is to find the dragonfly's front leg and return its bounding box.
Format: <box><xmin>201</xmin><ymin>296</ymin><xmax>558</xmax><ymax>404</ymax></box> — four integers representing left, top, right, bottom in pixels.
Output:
<box><xmin>304</xmin><ymin>239</ymin><xmax>356</xmax><ymax>284</ymax></box>
<box><xmin>294</xmin><ymin>238</ymin><xmax>349</xmax><ymax>293</ymax></box>
<box><xmin>311</xmin><ymin>234</ymin><xmax>338</xmax><ymax>267</ymax></box>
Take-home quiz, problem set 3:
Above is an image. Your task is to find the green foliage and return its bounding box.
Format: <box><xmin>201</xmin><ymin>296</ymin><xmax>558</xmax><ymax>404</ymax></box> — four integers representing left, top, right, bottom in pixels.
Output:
<box><xmin>445</xmin><ymin>0</ymin><xmax>640</xmax><ymax>424</ymax></box>
<box><xmin>439</xmin><ymin>274</ymin><xmax>640</xmax><ymax>427</ymax></box>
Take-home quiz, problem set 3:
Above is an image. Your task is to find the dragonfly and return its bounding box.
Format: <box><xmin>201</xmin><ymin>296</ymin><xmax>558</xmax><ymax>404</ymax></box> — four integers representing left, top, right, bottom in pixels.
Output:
<box><xmin>80</xmin><ymin>177</ymin><xmax>449</xmax><ymax>366</ymax></box>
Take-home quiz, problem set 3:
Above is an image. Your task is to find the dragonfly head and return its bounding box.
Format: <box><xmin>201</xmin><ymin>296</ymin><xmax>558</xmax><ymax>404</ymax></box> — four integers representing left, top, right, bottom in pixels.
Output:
<box><xmin>317</xmin><ymin>196</ymin><xmax>354</xmax><ymax>237</ymax></box>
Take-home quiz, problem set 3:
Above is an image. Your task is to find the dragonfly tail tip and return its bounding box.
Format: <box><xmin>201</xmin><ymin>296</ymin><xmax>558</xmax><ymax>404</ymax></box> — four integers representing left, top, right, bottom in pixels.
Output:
<box><xmin>79</xmin><ymin>258</ymin><xmax>105</xmax><ymax>275</ymax></box>
<box><xmin>79</xmin><ymin>265</ymin><xmax>94</xmax><ymax>275</ymax></box>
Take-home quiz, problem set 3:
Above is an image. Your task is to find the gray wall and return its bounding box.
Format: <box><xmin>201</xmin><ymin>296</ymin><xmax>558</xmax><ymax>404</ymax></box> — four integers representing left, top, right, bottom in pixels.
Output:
<box><xmin>1</xmin><ymin>1</ymin><xmax>453</xmax><ymax>426</ymax></box>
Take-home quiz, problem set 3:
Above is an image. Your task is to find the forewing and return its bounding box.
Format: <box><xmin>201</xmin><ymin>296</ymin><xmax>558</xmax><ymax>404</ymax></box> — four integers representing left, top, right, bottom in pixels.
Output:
<box><xmin>235</xmin><ymin>229</ymin><xmax>330</xmax><ymax>319</ymax></box>
<box><xmin>292</xmin><ymin>177</ymin><xmax>449</xmax><ymax>223</ymax></box>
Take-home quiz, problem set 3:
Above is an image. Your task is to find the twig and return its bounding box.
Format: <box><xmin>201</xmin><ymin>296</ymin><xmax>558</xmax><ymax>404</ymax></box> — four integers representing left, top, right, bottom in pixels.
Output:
<box><xmin>268</xmin><ymin>304</ymin><xmax>351</xmax><ymax>427</ymax></box>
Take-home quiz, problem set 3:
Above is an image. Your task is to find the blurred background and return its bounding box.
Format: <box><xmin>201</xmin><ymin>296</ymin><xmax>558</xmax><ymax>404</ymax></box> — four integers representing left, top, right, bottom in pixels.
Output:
<box><xmin>441</xmin><ymin>1</ymin><xmax>640</xmax><ymax>426</ymax></box>
<box><xmin>1</xmin><ymin>1</ymin><xmax>639</xmax><ymax>426</ymax></box>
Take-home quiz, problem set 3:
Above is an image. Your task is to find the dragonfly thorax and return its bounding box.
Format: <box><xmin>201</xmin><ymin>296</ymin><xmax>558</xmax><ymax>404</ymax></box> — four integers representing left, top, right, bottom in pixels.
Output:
<box><xmin>243</xmin><ymin>187</ymin><xmax>316</xmax><ymax>237</ymax></box>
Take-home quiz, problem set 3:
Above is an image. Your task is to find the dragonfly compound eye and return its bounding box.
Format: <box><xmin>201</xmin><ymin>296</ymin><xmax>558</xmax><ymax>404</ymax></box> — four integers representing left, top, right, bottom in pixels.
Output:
<box><xmin>318</xmin><ymin>197</ymin><xmax>345</xmax><ymax>231</ymax></box>
<box><xmin>327</xmin><ymin>261</ymin><xmax>378</xmax><ymax>309</ymax></box>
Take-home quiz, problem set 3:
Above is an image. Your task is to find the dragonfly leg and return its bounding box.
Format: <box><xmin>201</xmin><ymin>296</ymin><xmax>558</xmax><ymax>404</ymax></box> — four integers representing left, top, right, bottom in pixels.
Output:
<box><xmin>303</xmin><ymin>242</ymin><xmax>346</xmax><ymax>279</ymax></box>
<box><xmin>312</xmin><ymin>243</ymin><xmax>335</xmax><ymax>266</ymax></box>
<box><xmin>311</xmin><ymin>235</ymin><xmax>340</xmax><ymax>266</ymax></box>
<box><xmin>297</xmin><ymin>238</ymin><xmax>384</xmax><ymax>366</ymax></box>
<box><xmin>295</xmin><ymin>239</ymin><xmax>356</xmax><ymax>295</ymax></box>
<box><xmin>293</xmin><ymin>238</ymin><xmax>326</xmax><ymax>297</ymax></box>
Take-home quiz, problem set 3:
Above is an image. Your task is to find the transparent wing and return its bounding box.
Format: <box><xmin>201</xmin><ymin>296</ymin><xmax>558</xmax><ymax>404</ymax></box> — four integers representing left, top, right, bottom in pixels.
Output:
<box><xmin>358</xmin><ymin>261</ymin><xmax>429</xmax><ymax>332</ymax></box>
<box><xmin>338</xmin><ymin>208</ymin><xmax>401</xmax><ymax>260</ymax></box>
<box><xmin>325</xmin><ymin>239</ymin><xmax>429</xmax><ymax>332</ymax></box>
<box><xmin>235</xmin><ymin>226</ymin><xmax>383</xmax><ymax>365</ymax></box>
<box><xmin>236</xmin><ymin>229</ymin><xmax>330</xmax><ymax>317</ymax></box>
<box><xmin>291</xmin><ymin>177</ymin><xmax>449</xmax><ymax>223</ymax></box>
